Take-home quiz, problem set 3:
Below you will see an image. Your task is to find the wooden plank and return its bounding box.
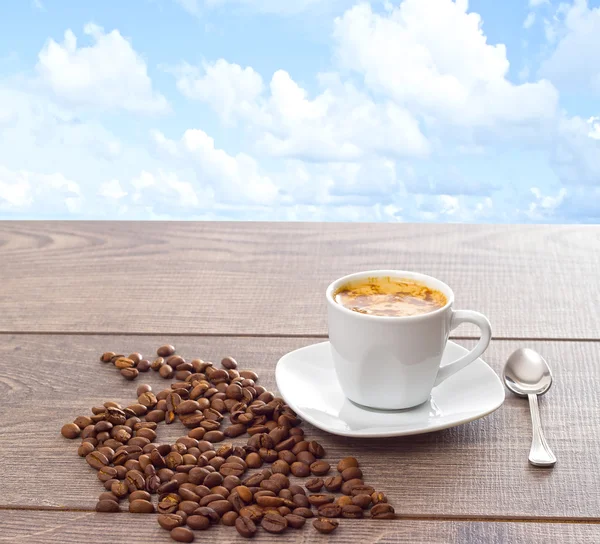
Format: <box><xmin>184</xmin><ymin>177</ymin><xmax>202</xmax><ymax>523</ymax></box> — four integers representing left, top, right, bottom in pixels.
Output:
<box><xmin>1</xmin><ymin>334</ymin><xmax>597</xmax><ymax>520</ymax></box>
<box><xmin>1</xmin><ymin>510</ymin><xmax>599</xmax><ymax>544</ymax></box>
<box><xmin>0</xmin><ymin>222</ymin><xmax>598</xmax><ymax>338</ymax></box>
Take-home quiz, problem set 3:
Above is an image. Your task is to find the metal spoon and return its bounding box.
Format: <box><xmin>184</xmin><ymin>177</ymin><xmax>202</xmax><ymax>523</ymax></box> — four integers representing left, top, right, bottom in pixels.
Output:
<box><xmin>503</xmin><ymin>348</ymin><xmax>556</xmax><ymax>467</ymax></box>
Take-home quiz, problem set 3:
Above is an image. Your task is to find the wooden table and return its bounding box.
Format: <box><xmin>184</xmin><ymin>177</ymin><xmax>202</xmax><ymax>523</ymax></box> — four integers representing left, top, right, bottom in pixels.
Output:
<box><xmin>2</xmin><ymin>221</ymin><xmax>600</xmax><ymax>543</ymax></box>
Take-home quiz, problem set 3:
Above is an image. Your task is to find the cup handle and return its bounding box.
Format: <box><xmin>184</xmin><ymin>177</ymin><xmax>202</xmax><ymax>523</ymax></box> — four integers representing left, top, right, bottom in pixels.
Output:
<box><xmin>433</xmin><ymin>310</ymin><xmax>492</xmax><ymax>387</ymax></box>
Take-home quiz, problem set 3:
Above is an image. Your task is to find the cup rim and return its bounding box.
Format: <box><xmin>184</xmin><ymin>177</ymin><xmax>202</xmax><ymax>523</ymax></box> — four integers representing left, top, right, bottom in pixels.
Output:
<box><xmin>326</xmin><ymin>269</ymin><xmax>454</xmax><ymax>322</ymax></box>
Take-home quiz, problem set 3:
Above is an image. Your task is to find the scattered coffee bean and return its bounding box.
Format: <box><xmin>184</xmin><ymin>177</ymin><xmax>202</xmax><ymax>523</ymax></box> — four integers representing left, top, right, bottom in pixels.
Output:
<box><xmin>337</xmin><ymin>457</ymin><xmax>359</xmax><ymax>472</ymax></box>
<box><xmin>96</xmin><ymin>499</ymin><xmax>120</xmax><ymax>512</ymax></box>
<box><xmin>318</xmin><ymin>503</ymin><xmax>342</xmax><ymax>518</ymax></box>
<box><xmin>221</xmin><ymin>356</ymin><xmax>238</xmax><ymax>369</ymax></box>
<box><xmin>221</xmin><ymin>511</ymin><xmax>239</xmax><ymax>526</ymax></box>
<box><xmin>324</xmin><ymin>475</ymin><xmax>343</xmax><ymax>492</ymax></box>
<box><xmin>293</xmin><ymin>507</ymin><xmax>314</xmax><ymax>518</ymax></box>
<box><xmin>129</xmin><ymin>499</ymin><xmax>155</xmax><ymax>513</ymax></box>
<box><xmin>187</xmin><ymin>515</ymin><xmax>211</xmax><ymax>530</ymax></box>
<box><xmin>371</xmin><ymin>503</ymin><xmax>395</xmax><ymax>519</ymax></box>
<box><xmin>78</xmin><ymin>442</ymin><xmax>95</xmax><ymax>457</ymax></box>
<box><xmin>261</xmin><ymin>512</ymin><xmax>288</xmax><ymax>534</ymax></box>
<box><xmin>353</xmin><ymin>494</ymin><xmax>372</xmax><ymax>509</ymax></box>
<box><xmin>372</xmin><ymin>491</ymin><xmax>387</xmax><ymax>504</ymax></box>
<box><xmin>290</xmin><ymin>462</ymin><xmax>310</xmax><ymax>477</ymax></box>
<box><xmin>170</xmin><ymin>527</ymin><xmax>195</xmax><ymax>542</ymax></box>
<box><xmin>308</xmin><ymin>494</ymin><xmax>335</xmax><ymax>506</ymax></box>
<box><xmin>151</xmin><ymin>357</ymin><xmax>165</xmax><ymax>371</ymax></box>
<box><xmin>158</xmin><ymin>345</ymin><xmax>176</xmax><ymax>357</ymax></box>
<box><xmin>159</xmin><ymin>364</ymin><xmax>174</xmax><ymax>379</ymax></box>
<box><xmin>86</xmin><ymin>451</ymin><xmax>109</xmax><ymax>470</ymax></box>
<box><xmin>285</xmin><ymin>513</ymin><xmax>306</xmax><ymax>529</ymax></box>
<box><xmin>337</xmin><ymin>495</ymin><xmax>353</xmax><ymax>507</ymax></box>
<box><xmin>313</xmin><ymin>517</ymin><xmax>339</xmax><ymax>534</ymax></box>
<box><xmin>101</xmin><ymin>352</ymin><xmax>116</xmax><ymax>363</ymax></box>
<box><xmin>137</xmin><ymin>359</ymin><xmax>151</xmax><ymax>372</ymax></box>
<box><xmin>342</xmin><ymin>504</ymin><xmax>364</xmax><ymax>518</ymax></box>
<box><xmin>310</xmin><ymin>460</ymin><xmax>330</xmax><ymax>476</ymax></box>
<box><xmin>305</xmin><ymin>478</ymin><xmax>324</xmax><ymax>492</ymax></box>
<box><xmin>236</xmin><ymin>515</ymin><xmax>258</xmax><ymax>538</ymax></box>
<box><xmin>342</xmin><ymin>466</ymin><xmax>363</xmax><ymax>481</ymax></box>
<box><xmin>61</xmin><ymin>423</ymin><xmax>80</xmax><ymax>439</ymax></box>
<box><xmin>158</xmin><ymin>514</ymin><xmax>184</xmax><ymax>531</ymax></box>
<box><xmin>121</xmin><ymin>368</ymin><xmax>139</xmax><ymax>381</ymax></box>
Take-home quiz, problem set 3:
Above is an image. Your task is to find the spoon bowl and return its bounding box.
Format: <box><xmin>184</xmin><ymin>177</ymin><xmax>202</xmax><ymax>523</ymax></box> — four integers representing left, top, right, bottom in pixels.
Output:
<box><xmin>503</xmin><ymin>348</ymin><xmax>553</xmax><ymax>397</ymax></box>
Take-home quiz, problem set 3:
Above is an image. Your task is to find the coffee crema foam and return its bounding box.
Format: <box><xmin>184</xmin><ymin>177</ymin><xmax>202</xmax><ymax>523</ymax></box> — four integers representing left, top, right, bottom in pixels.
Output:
<box><xmin>334</xmin><ymin>277</ymin><xmax>447</xmax><ymax>317</ymax></box>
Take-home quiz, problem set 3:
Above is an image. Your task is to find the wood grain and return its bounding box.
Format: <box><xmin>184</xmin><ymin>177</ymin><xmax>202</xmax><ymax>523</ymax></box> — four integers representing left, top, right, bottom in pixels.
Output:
<box><xmin>1</xmin><ymin>510</ymin><xmax>599</xmax><ymax>544</ymax></box>
<box><xmin>2</xmin><ymin>334</ymin><xmax>598</xmax><ymax>519</ymax></box>
<box><xmin>1</xmin><ymin>222</ymin><xmax>599</xmax><ymax>338</ymax></box>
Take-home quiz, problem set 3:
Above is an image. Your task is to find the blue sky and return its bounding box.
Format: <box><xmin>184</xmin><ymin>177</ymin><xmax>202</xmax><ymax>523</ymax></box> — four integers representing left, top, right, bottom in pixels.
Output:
<box><xmin>0</xmin><ymin>0</ymin><xmax>599</xmax><ymax>222</ymax></box>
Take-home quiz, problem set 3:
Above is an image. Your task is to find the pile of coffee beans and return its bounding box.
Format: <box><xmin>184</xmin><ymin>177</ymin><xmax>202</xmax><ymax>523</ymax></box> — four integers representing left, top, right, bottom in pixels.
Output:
<box><xmin>61</xmin><ymin>346</ymin><xmax>395</xmax><ymax>541</ymax></box>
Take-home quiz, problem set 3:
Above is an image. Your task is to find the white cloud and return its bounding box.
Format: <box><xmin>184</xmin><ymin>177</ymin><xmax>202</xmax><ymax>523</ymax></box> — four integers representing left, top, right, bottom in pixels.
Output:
<box><xmin>202</xmin><ymin>0</ymin><xmax>349</xmax><ymax>15</ymax></box>
<box><xmin>529</xmin><ymin>0</ymin><xmax>548</xmax><ymax>6</ymax></box>
<box><xmin>176</xmin><ymin>60</ymin><xmax>265</xmax><ymax>124</ymax></box>
<box><xmin>524</xmin><ymin>12</ymin><xmax>536</xmax><ymax>29</ymax></box>
<box><xmin>37</xmin><ymin>23</ymin><xmax>168</xmax><ymax>113</ymax></box>
<box><xmin>0</xmin><ymin>165</ymin><xmax>83</xmax><ymax>215</ymax></box>
<box><xmin>333</xmin><ymin>1</ymin><xmax>558</xmax><ymax>128</ymax></box>
<box><xmin>589</xmin><ymin>116</ymin><xmax>600</xmax><ymax>140</ymax></box>
<box><xmin>539</xmin><ymin>0</ymin><xmax>600</xmax><ymax>93</ymax></box>
<box><xmin>98</xmin><ymin>179</ymin><xmax>128</xmax><ymax>200</ymax></box>
<box><xmin>153</xmin><ymin>129</ymin><xmax>278</xmax><ymax>204</ymax></box>
<box><xmin>176</xmin><ymin>61</ymin><xmax>429</xmax><ymax>161</ymax></box>
<box><xmin>175</xmin><ymin>0</ymin><xmax>201</xmax><ymax>15</ymax></box>
<box><xmin>32</xmin><ymin>0</ymin><xmax>45</xmax><ymax>11</ymax></box>
<box><xmin>526</xmin><ymin>186</ymin><xmax>567</xmax><ymax>220</ymax></box>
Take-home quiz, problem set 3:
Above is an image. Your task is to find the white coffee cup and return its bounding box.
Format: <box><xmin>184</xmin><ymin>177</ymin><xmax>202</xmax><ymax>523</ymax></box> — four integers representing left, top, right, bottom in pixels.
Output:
<box><xmin>326</xmin><ymin>270</ymin><xmax>492</xmax><ymax>410</ymax></box>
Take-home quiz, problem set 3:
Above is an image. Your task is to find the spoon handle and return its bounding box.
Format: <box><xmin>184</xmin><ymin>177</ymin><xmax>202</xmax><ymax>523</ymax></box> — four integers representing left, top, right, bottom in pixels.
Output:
<box><xmin>527</xmin><ymin>393</ymin><xmax>556</xmax><ymax>467</ymax></box>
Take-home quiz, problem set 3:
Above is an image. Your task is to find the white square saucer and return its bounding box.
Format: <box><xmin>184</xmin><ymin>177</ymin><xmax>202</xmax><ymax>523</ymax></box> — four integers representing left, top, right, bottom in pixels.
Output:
<box><xmin>275</xmin><ymin>341</ymin><xmax>505</xmax><ymax>438</ymax></box>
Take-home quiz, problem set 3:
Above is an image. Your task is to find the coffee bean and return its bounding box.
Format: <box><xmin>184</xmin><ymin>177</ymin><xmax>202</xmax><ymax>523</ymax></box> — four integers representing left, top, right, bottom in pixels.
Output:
<box><xmin>187</xmin><ymin>515</ymin><xmax>211</xmax><ymax>530</ymax></box>
<box><xmin>239</xmin><ymin>370</ymin><xmax>258</xmax><ymax>381</ymax></box>
<box><xmin>296</xmin><ymin>451</ymin><xmax>316</xmax><ymax>465</ymax></box>
<box><xmin>261</xmin><ymin>512</ymin><xmax>288</xmax><ymax>534</ymax></box>
<box><xmin>170</xmin><ymin>527</ymin><xmax>195</xmax><ymax>543</ymax></box>
<box><xmin>74</xmin><ymin>416</ymin><xmax>93</xmax><ymax>429</ymax></box>
<box><xmin>235</xmin><ymin>515</ymin><xmax>258</xmax><ymax>538</ymax></box>
<box><xmin>337</xmin><ymin>495</ymin><xmax>353</xmax><ymax>507</ymax></box>
<box><xmin>324</xmin><ymin>475</ymin><xmax>343</xmax><ymax>492</ymax></box>
<box><xmin>138</xmin><ymin>392</ymin><xmax>158</xmax><ymax>408</ymax></box>
<box><xmin>210</xmin><ymin>499</ymin><xmax>233</xmax><ymax>516</ymax></box>
<box><xmin>136</xmin><ymin>384</ymin><xmax>152</xmax><ymax>397</ymax></box>
<box><xmin>61</xmin><ymin>423</ymin><xmax>80</xmax><ymax>439</ymax></box>
<box><xmin>221</xmin><ymin>356</ymin><xmax>238</xmax><ymax>370</ymax></box>
<box><xmin>308</xmin><ymin>441</ymin><xmax>325</xmax><ymax>458</ymax></box>
<box><xmin>157</xmin><ymin>513</ymin><xmax>184</xmax><ymax>531</ymax></box>
<box><xmin>341</xmin><ymin>478</ymin><xmax>364</xmax><ymax>496</ymax></box>
<box><xmin>371</xmin><ymin>503</ymin><xmax>395</xmax><ymax>519</ymax></box>
<box><xmin>129</xmin><ymin>490</ymin><xmax>151</xmax><ymax>502</ymax></box>
<box><xmin>137</xmin><ymin>359</ymin><xmax>151</xmax><ymax>372</ymax></box>
<box><xmin>285</xmin><ymin>513</ymin><xmax>306</xmax><ymax>529</ymax></box>
<box><xmin>99</xmin><ymin>492</ymin><xmax>119</xmax><ymax>503</ymax></box>
<box><xmin>278</xmin><ymin>450</ymin><xmax>296</xmax><ymax>465</ymax></box>
<box><xmin>310</xmin><ymin>460</ymin><xmax>330</xmax><ymax>476</ymax></box>
<box><xmin>318</xmin><ymin>503</ymin><xmax>342</xmax><ymax>518</ymax></box>
<box><xmin>167</xmin><ymin>355</ymin><xmax>186</xmax><ymax>368</ymax></box>
<box><xmin>121</xmin><ymin>368</ymin><xmax>139</xmax><ymax>381</ymax></box>
<box><xmin>313</xmin><ymin>517</ymin><xmax>339</xmax><ymax>534</ymax></box>
<box><xmin>293</xmin><ymin>495</ymin><xmax>310</xmax><ymax>508</ymax></box>
<box><xmin>152</xmin><ymin>357</ymin><xmax>165</xmax><ymax>371</ymax></box>
<box><xmin>111</xmin><ymin>480</ymin><xmax>129</xmax><ymax>498</ymax></box>
<box><xmin>115</xmin><ymin>357</ymin><xmax>135</xmax><ymax>370</ymax></box>
<box><xmin>256</xmin><ymin>496</ymin><xmax>284</xmax><ymax>508</ymax></box>
<box><xmin>158</xmin><ymin>345</ymin><xmax>176</xmax><ymax>357</ymax></box>
<box><xmin>353</xmin><ymin>494</ymin><xmax>372</xmax><ymax>509</ymax></box>
<box><xmin>128</xmin><ymin>353</ymin><xmax>143</xmax><ymax>364</ymax></box>
<box><xmin>86</xmin><ymin>451</ymin><xmax>109</xmax><ymax>470</ymax></box>
<box><xmin>101</xmin><ymin>351</ymin><xmax>116</xmax><ymax>363</ymax></box>
<box><xmin>104</xmin><ymin>479</ymin><xmax>118</xmax><ymax>491</ymax></box>
<box><xmin>372</xmin><ymin>491</ymin><xmax>387</xmax><ymax>504</ymax></box>
<box><xmin>129</xmin><ymin>499</ymin><xmax>155</xmax><ymax>513</ymax></box>
<box><xmin>98</xmin><ymin>466</ymin><xmax>118</xmax><ymax>482</ymax></box>
<box><xmin>158</xmin><ymin>500</ymin><xmax>179</xmax><ymax>515</ymax></box>
<box><xmin>204</xmin><ymin>430</ymin><xmax>225</xmax><ymax>443</ymax></box>
<box><xmin>176</xmin><ymin>400</ymin><xmax>199</xmax><ymax>415</ymax></box>
<box><xmin>342</xmin><ymin>466</ymin><xmax>363</xmax><ymax>481</ymax></box>
<box><xmin>78</xmin><ymin>442</ymin><xmax>95</xmax><ymax>457</ymax></box>
<box><xmin>194</xmin><ymin>506</ymin><xmax>220</xmax><ymax>523</ymax></box>
<box><xmin>351</xmin><ymin>485</ymin><xmax>375</xmax><ymax>497</ymax></box>
<box><xmin>271</xmin><ymin>460</ymin><xmax>290</xmax><ymax>475</ymax></box>
<box><xmin>146</xmin><ymin>410</ymin><xmax>165</xmax><ymax>423</ymax></box>
<box><xmin>342</xmin><ymin>504</ymin><xmax>364</xmax><ymax>518</ymax></box>
<box><xmin>293</xmin><ymin>507</ymin><xmax>314</xmax><ymax>518</ymax></box>
<box><xmin>308</xmin><ymin>494</ymin><xmax>335</xmax><ymax>506</ymax></box>
<box><xmin>305</xmin><ymin>478</ymin><xmax>324</xmax><ymax>492</ymax></box>
<box><xmin>337</xmin><ymin>457</ymin><xmax>359</xmax><ymax>473</ymax></box>
<box><xmin>159</xmin><ymin>364</ymin><xmax>174</xmax><ymax>379</ymax></box>
<box><xmin>290</xmin><ymin>462</ymin><xmax>310</xmax><ymax>477</ymax></box>
<box><xmin>221</xmin><ymin>511</ymin><xmax>239</xmax><ymax>526</ymax></box>
<box><xmin>204</xmin><ymin>472</ymin><xmax>224</xmax><ymax>488</ymax></box>
<box><xmin>199</xmin><ymin>493</ymin><xmax>226</xmax><ymax>506</ymax></box>
<box><xmin>96</xmin><ymin>499</ymin><xmax>120</xmax><ymax>512</ymax></box>
<box><xmin>223</xmin><ymin>424</ymin><xmax>246</xmax><ymax>438</ymax></box>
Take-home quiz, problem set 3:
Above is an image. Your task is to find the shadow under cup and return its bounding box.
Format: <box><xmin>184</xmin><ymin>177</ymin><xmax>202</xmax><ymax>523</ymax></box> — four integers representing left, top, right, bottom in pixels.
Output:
<box><xmin>326</xmin><ymin>270</ymin><xmax>457</xmax><ymax>411</ymax></box>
